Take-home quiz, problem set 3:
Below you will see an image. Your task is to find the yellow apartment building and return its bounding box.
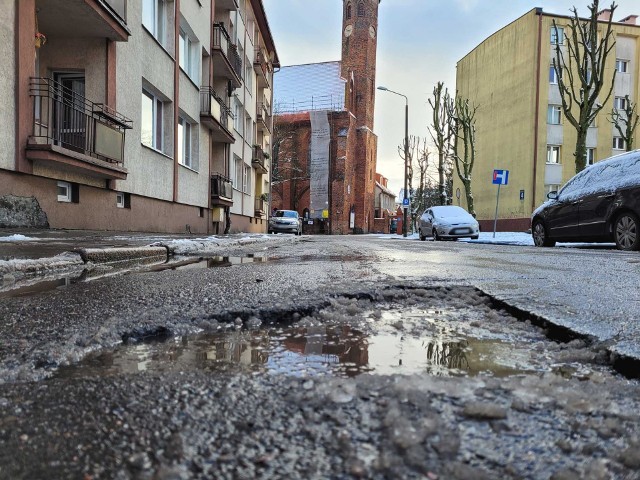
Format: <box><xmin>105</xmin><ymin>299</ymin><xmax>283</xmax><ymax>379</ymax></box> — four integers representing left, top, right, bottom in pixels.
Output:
<box><xmin>455</xmin><ymin>7</ymin><xmax>639</xmax><ymax>231</ymax></box>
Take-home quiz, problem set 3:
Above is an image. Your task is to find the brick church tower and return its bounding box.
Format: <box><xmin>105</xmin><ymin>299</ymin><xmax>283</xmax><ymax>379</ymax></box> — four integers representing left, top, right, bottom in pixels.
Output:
<box><xmin>341</xmin><ymin>0</ymin><xmax>380</xmax><ymax>233</ymax></box>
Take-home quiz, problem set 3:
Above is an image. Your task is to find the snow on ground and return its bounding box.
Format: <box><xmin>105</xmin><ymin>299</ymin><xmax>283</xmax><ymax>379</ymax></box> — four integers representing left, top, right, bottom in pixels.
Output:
<box><xmin>0</xmin><ymin>252</ymin><xmax>84</xmax><ymax>277</ymax></box>
<box><xmin>0</xmin><ymin>234</ymin><xmax>40</xmax><ymax>242</ymax></box>
<box><xmin>156</xmin><ymin>234</ymin><xmax>297</xmax><ymax>255</ymax></box>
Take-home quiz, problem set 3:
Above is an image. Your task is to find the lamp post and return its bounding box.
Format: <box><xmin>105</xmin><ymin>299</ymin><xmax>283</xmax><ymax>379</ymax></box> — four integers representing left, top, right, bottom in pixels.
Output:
<box><xmin>378</xmin><ymin>86</ymin><xmax>409</xmax><ymax>237</ymax></box>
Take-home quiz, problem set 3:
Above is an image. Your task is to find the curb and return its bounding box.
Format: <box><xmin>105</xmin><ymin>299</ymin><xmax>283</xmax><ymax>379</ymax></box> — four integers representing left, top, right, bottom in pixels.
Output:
<box><xmin>77</xmin><ymin>246</ymin><xmax>169</xmax><ymax>264</ymax></box>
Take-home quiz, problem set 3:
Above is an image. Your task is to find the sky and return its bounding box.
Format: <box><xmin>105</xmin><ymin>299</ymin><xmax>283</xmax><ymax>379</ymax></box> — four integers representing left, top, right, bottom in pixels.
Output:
<box><xmin>262</xmin><ymin>0</ymin><xmax>639</xmax><ymax>197</ymax></box>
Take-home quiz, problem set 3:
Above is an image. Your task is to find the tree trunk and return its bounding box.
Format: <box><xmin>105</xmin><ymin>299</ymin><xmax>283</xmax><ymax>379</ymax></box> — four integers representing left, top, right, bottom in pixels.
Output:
<box><xmin>438</xmin><ymin>152</ymin><xmax>446</xmax><ymax>205</ymax></box>
<box><xmin>575</xmin><ymin>128</ymin><xmax>588</xmax><ymax>173</ymax></box>
<box><xmin>463</xmin><ymin>179</ymin><xmax>474</xmax><ymax>217</ymax></box>
<box><xmin>223</xmin><ymin>206</ymin><xmax>231</xmax><ymax>234</ymax></box>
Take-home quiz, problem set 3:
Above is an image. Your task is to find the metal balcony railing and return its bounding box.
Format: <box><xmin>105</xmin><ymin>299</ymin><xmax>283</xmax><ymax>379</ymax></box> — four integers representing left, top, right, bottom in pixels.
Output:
<box><xmin>252</xmin><ymin>145</ymin><xmax>269</xmax><ymax>174</ymax></box>
<box><xmin>200</xmin><ymin>87</ymin><xmax>234</xmax><ymax>132</ymax></box>
<box><xmin>103</xmin><ymin>0</ymin><xmax>127</xmax><ymax>23</ymax></box>
<box><xmin>254</xmin><ymin>50</ymin><xmax>270</xmax><ymax>82</ymax></box>
<box><xmin>276</xmin><ymin>94</ymin><xmax>345</xmax><ymax>114</ymax></box>
<box><xmin>213</xmin><ymin>23</ymin><xmax>242</xmax><ymax>80</ymax></box>
<box><xmin>257</xmin><ymin>102</ymin><xmax>272</xmax><ymax>130</ymax></box>
<box><xmin>211</xmin><ymin>173</ymin><xmax>233</xmax><ymax>200</ymax></box>
<box><xmin>29</xmin><ymin>77</ymin><xmax>132</xmax><ymax>166</ymax></box>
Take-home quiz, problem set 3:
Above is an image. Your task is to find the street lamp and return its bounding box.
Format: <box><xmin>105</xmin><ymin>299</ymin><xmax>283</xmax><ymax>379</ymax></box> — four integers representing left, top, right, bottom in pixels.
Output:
<box><xmin>377</xmin><ymin>86</ymin><xmax>409</xmax><ymax>237</ymax></box>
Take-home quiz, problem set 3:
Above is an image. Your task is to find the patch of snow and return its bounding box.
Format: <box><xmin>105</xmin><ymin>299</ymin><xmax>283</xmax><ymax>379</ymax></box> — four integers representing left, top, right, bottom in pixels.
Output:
<box><xmin>0</xmin><ymin>234</ymin><xmax>39</xmax><ymax>242</ymax></box>
<box><xmin>0</xmin><ymin>252</ymin><xmax>84</xmax><ymax>277</ymax></box>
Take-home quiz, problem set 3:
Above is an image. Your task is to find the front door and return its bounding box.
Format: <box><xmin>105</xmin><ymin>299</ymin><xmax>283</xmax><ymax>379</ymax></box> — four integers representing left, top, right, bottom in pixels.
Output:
<box><xmin>53</xmin><ymin>73</ymin><xmax>86</xmax><ymax>153</ymax></box>
<box><xmin>547</xmin><ymin>199</ymin><xmax>581</xmax><ymax>240</ymax></box>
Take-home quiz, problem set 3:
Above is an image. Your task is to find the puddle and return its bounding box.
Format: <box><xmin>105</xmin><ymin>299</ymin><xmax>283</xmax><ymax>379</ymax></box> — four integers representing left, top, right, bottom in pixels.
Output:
<box><xmin>159</xmin><ymin>255</ymin><xmax>269</xmax><ymax>271</ymax></box>
<box><xmin>56</xmin><ymin>288</ymin><xmax>585</xmax><ymax>380</ymax></box>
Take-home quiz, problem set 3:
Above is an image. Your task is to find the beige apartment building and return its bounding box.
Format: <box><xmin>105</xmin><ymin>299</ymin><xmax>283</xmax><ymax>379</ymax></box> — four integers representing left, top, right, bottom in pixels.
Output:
<box><xmin>455</xmin><ymin>8</ymin><xmax>639</xmax><ymax>231</ymax></box>
<box><xmin>0</xmin><ymin>0</ymin><xmax>277</xmax><ymax>234</ymax></box>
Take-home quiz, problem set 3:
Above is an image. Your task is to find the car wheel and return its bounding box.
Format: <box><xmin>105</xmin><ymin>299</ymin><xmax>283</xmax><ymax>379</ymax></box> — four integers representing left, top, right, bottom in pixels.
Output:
<box><xmin>532</xmin><ymin>220</ymin><xmax>555</xmax><ymax>247</ymax></box>
<box><xmin>614</xmin><ymin>212</ymin><xmax>640</xmax><ymax>251</ymax></box>
<box><xmin>419</xmin><ymin>229</ymin><xmax>426</xmax><ymax>241</ymax></box>
<box><xmin>432</xmin><ymin>228</ymin><xmax>440</xmax><ymax>241</ymax></box>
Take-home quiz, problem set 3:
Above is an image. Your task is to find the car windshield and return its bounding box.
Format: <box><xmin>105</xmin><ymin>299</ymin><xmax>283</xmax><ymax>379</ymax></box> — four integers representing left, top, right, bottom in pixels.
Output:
<box><xmin>431</xmin><ymin>206</ymin><xmax>471</xmax><ymax>220</ymax></box>
<box><xmin>275</xmin><ymin>210</ymin><xmax>298</xmax><ymax>218</ymax></box>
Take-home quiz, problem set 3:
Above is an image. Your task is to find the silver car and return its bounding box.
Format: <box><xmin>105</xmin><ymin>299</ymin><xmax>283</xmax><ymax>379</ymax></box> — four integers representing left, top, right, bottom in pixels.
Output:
<box><xmin>419</xmin><ymin>206</ymin><xmax>479</xmax><ymax>241</ymax></box>
<box><xmin>268</xmin><ymin>210</ymin><xmax>302</xmax><ymax>235</ymax></box>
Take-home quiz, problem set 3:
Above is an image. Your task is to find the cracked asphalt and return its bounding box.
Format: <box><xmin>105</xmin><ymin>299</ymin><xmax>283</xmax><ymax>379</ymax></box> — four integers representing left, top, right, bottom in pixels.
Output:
<box><xmin>0</xmin><ymin>235</ymin><xmax>639</xmax><ymax>479</ymax></box>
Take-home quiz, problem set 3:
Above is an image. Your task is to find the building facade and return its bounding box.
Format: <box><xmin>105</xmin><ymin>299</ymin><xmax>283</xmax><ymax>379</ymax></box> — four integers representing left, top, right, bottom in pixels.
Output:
<box><xmin>0</xmin><ymin>0</ymin><xmax>277</xmax><ymax>234</ymax></box>
<box><xmin>455</xmin><ymin>8</ymin><xmax>639</xmax><ymax>231</ymax></box>
<box><xmin>271</xmin><ymin>0</ymin><xmax>380</xmax><ymax>234</ymax></box>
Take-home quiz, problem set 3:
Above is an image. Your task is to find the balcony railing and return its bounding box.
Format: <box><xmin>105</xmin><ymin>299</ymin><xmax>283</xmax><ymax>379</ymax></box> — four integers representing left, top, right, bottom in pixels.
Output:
<box><xmin>252</xmin><ymin>145</ymin><xmax>269</xmax><ymax>175</ymax></box>
<box><xmin>103</xmin><ymin>0</ymin><xmax>127</xmax><ymax>23</ymax></box>
<box><xmin>254</xmin><ymin>49</ymin><xmax>271</xmax><ymax>87</ymax></box>
<box><xmin>200</xmin><ymin>87</ymin><xmax>234</xmax><ymax>142</ymax></box>
<box><xmin>213</xmin><ymin>23</ymin><xmax>242</xmax><ymax>84</ymax></box>
<box><xmin>257</xmin><ymin>102</ymin><xmax>271</xmax><ymax>132</ymax></box>
<box><xmin>29</xmin><ymin>77</ymin><xmax>132</xmax><ymax>166</ymax></box>
<box><xmin>255</xmin><ymin>197</ymin><xmax>267</xmax><ymax>215</ymax></box>
<box><xmin>211</xmin><ymin>173</ymin><xmax>234</xmax><ymax>207</ymax></box>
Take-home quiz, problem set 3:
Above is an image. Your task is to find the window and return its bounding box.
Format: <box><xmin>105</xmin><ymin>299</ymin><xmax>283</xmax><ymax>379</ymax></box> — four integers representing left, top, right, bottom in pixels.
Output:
<box><xmin>549</xmin><ymin>65</ymin><xmax>559</xmax><ymax>84</ymax></box>
<box><xmin>546</xmin><ymin>184</ymin><xmax>560</xmax><ymax>195</ymax></box>
<box><xmin>547</xmin><ymin>105</ymin><xmax>562</xmax><ymax>125</ymax></box>
<box><xmin>234</xmin><ymin>99</ymin><xmax>243</xmax><ymax>134</ymax></box>
<box><xmin>178</xmin><ymin>117</ymin><xmax>193</xmax><ymax>169</ymax></box>
<box><xmin>357</xmin><ymin>1</ymin><xmax>365</xmax><ymax>17</ymax></box>
<box><xmin>586</xmin><ymin>148</ymin><xmax>595</xmax><ymax>165</ymax></box>
<box><xmin>613</xmin><ymin>136</ymin><xmax>626</xmax><ymax>150</ymax></box>
<box><xmin>116</xmin><ymin>192</ymin><xmax>131</xmax><ymax>209</ymax></box>
<box><xmin>547</xmin><ymin>145</ymin><xmax>560</xmax><ymax>164</ymax></box>
<box><xmin>57</xmin><ymin>181</ymin><xmax>72</xmax><ymax>203</ymax></box>
<box><xmin>142</xmin><ymin>0</ymin><xmax>165</xmax><ymax>43</ymax></box>
<box><xmin>141</xmin><ymin>89</ymin><xmax>164</xmax><ymax>151</ymax></box>
<box><xmin>245</xmin><ymin>116</ymin><xmax>254</xmax><ymax>145</ymax></box>
<box><xmin>243</xmin><ymin>165</ymin><xmax>251</xmax><ymax>193</ymax></box>
<box><xmin>551</xmin><ymin>26</ymin><xmax>564</xmax><ymax>45</ymax></box>
<box><xmin>234</xmin><ymin>155</ymin><xmax>243</xmax><ymax>189</ymax></box>
<box><xmin>346</xmin><ymin>2</ymin><xmax>352</xmax><ymax>19</ymax></box>
<box><xmin>614</xmin><ymin>96</ymin><xmax>629</xmax><ymax>110</ymax></box>
<box><xmin>179</xmin><ymin>28</ymin><xmax>199</xmax><ymax>81</ymax></box>
<box><xmin>245</xmin><ymin>58</ymin><xmax>253</xmax><ymax>93</ymax></box>
<box><xmin>616</xmin><ymin>59</ymin><xmax>629</xmax><ymax>73</ymax></box>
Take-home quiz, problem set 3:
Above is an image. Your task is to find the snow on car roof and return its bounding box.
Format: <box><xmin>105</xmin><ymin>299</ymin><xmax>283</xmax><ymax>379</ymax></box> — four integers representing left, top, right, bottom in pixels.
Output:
<box><xmin>431</xmin><ymin>206</ymin><xmax>471</xmax><ymax>216</ymax></box>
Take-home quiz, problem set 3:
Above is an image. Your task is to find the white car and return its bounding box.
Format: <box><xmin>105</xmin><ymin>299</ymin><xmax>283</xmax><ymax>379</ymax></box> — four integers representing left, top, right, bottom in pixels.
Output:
<box><xmin>268</xmin><ymin>210</ymin><xmax>302</xmax><ymax>235</ymax></box>
<box><xmin>419</xmin><ymin>206</ymin><xmax>479</xmax><ymax>241</ymax></box>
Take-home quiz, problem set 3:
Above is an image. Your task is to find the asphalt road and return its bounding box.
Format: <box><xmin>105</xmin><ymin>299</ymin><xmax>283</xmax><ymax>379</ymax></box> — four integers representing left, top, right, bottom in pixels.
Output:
<box><xmin>0</xmin><ymin>235</ymin><xmax>639</xmax><ymax>479</ymax></box>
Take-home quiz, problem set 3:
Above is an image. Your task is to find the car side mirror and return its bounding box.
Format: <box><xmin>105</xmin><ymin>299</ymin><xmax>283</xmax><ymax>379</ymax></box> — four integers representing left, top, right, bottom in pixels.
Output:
<box><xmin>547</xmin><ymin>191</ymin><xmax>558</xmax><ymax>200</ymax></box>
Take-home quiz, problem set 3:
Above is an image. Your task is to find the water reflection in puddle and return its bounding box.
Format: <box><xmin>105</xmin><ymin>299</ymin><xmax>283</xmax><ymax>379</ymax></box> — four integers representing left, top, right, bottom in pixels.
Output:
<box><xmin>168</xmin><ymin>255</ymin><xmax>269</xmax><ymax>271</ymax></box>
<box><xmin>56</xmin><ymin>323</ymin><xmax>534</xmax><ymax>380</ymax></box>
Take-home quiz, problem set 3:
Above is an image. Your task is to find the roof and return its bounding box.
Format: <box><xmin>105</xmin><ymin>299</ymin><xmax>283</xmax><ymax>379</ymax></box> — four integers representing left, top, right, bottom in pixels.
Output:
<box><xmin>375</xmin><ymin>181</ymin><xmax>396</xmax><ymax>197</ymax></box>
<box><xmin>274</xmin><ymin>61</ymin><xmax>346</xmax><ymax>114</ymax></box>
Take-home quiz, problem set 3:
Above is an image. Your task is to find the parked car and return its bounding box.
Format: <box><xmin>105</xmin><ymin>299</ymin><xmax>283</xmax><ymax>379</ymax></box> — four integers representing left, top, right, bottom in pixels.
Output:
<box><xmin>268</xmin><ymin>210</ymin><xmax>302</xmax><ymax>235</ymax></box>
<box><xmin>531</xmin><ymin>150</ymin><xmax>640</xmax><ymax>251</ymax></box>
<box><xmin>418</xmin><ymin>206</ymin><xmax>479</xmax><ymax>241</ymax></box>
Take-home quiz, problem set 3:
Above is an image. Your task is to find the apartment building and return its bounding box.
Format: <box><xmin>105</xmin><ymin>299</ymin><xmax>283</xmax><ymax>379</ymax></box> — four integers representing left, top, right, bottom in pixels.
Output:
<box><xmin>455</xmin><ymin>8</ymin><xmax>639</xmax><ymax>231</ymax></box>
<box><xmin>0</xmin><ymin>0</ymin><xmax>277</xmax><ymax>234</ymax></box>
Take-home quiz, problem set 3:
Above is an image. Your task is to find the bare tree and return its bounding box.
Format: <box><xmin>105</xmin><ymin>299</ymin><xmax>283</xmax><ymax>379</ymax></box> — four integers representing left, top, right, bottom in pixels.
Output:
<box><xmin>428</xmin><ymin>82</ymin><xmax>454</xmax><ymax>205</ymax></box>
<box><xmin>553</xmin><ymin>1</ymin><xmax>617</xmax><ymax>173</ymax></box>
<box><xmin>448</xmin><ymin>97</ymin><xmax>478</xmax><ymax>217</ymax></box>
<box><xmin>609</xmin><ymin>95</ymin><xmax>640</xmax><ymax>151</ymax></box>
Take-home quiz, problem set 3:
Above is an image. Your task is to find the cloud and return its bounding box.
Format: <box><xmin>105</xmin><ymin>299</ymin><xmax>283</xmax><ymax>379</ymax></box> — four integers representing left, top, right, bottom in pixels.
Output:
<box><xmin>453</xmin><ymin>0</ymin><xmax>481</xmax><ymax>13</ymax></box>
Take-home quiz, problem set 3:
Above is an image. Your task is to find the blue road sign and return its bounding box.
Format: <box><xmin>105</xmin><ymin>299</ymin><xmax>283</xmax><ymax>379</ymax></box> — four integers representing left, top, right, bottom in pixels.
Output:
<box><xmin>402</xmin><ymin>198</ymin><xmax>410</xmax><ymax>207</ymax></box>
<box><xmin>493</xmin><ymin>169</ymin><xmax>509</xmax><ymax>185</ymax></box>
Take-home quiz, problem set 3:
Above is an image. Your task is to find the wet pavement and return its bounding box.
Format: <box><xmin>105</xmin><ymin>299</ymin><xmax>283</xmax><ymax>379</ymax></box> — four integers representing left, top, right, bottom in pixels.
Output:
<box><xmin>1</xmin><ymin>234</ymin><xmax>640</xmax><ymax>479</ymax></box>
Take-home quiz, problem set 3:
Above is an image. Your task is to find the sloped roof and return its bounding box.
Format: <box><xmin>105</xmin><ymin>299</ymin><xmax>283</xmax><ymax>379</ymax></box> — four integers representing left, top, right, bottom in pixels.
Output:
<box><xmin>274</xmin><ymin>61</ymin><xmax>346</xmax><ymax>114</ymax></box>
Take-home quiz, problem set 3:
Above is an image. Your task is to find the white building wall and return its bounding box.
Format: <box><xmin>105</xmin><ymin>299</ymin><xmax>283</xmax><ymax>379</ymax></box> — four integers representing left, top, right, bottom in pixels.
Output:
<box><xmin>0</xmin><ymin>0</ymin><xmax>15</xmax><ymax>171</ymax></box>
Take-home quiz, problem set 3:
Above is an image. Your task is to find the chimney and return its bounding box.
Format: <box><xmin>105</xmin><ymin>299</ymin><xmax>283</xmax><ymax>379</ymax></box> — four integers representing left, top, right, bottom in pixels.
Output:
<box><xmin>597</xmin><ymin>9</ymin><xmax>612</xmax><ymax>21</ymax></box>
<box><xmin>619</xmin><ymin>15</ymin><xmax>638</xmax><ymax>25</ymax></box>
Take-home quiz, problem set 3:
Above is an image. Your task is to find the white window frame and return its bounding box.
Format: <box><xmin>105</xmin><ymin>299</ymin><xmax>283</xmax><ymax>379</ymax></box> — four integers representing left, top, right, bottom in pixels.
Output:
<box><xmin>243</xmin><ymin>165</ymin><xmax>251</xmax><ymax>194</ymax></box>
<box><xmin>116</xmin><ymin>192</ymin><xmax>125</xmax><ymax>208</ymax></box>
<box><xmin>546</xmin><ymin>184</ymin><xmax>561</xmax><ymax>195</ymax></box>
<box><xmin>586</xmin><ymin>148</ymin><xmax>595</xmax><ymax>165</ymax></box>
<box><xmin>234</xmin><ymin>156</ymin><xmax>243</xmax><ymax>190</ymax></box>
<box><xmin>549</xmin><ymin>65</ymin><xmax>559</xmax><ymax>85</ymax></box>
<box><xmin>613</xmin><ymin>137</ymin><xmax>626</xmax><ymax>150</ymax></box>
<box><xmin>547</xmin><ymin>145</ymin><xmax>561</xmax><ymax>164</ymax></box>
<box><xmin>142</xmin><ymin>89</ymin><xmax>164</xmax><ymax>151</ymax></box>
<box><xmin>234</xmin><ymin>99</ymin><xmax>243</xmax><ymax>135</ymax></box>
<box><xmin>179</xmin><ymin>27</ymin><xmax>199</xmax><ymax>81</ymax></box>
<box><xmin>142</xmin><ymin>0</ymin><xmax>165</xmax><ymax>43</ymax></box>
<box><xmin>614</xmin><ymin>96</ymin><xmax>629</xmax><ymax>110</ymax></box>
<box><xmin>57</xmin><ymin>181</ymin><xmax>72</xmax><ymax>203</ymax></box>
<box><xmin>547</xmin><ymin>105</ymin><xmax>562</xmax><ymax>125</ymax></box>
<box><xmin>245</xmin><ymin>58</ymin><xmax>253</xmax><ymax>93</ymax></box>
<box><xmin>178</xmin><ymin>116</ymin><xmax>193</xmax><ymax>169</ymax></box>
<box><xmin>551</xmin><ymin>26</ymin><xmax>564</xmax><ymax>45</ymax></box>
<box><xmin>616</xmin><ymin>59</ymin><xmax>629</xmax><ymax>73</ymax></box>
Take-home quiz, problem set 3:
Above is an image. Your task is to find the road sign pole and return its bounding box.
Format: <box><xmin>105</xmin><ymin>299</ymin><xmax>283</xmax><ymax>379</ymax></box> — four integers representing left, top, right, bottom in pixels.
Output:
<box><xmin>493</xmin><ymin>184</ymin><xmax>501</xmax><ymax>239</ymax></box>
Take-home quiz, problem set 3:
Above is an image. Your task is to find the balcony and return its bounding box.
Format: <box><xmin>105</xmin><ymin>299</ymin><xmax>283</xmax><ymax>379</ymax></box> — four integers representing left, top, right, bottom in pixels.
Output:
<box><xmin>200</xmin><ymin>87</ymin><xmax>235</xmax><ymax>144</ymax></box>
<box><xmin>257</xmin><ymin>102</ymin><xmax>272</xmax><ymax>133</ymax></box>
<box><xmin>215</xmin><ymin>0</ymin><xmax>239</xmax><ymax>10</ymax></box>
<box><xmin>252</xmin><ymin>146</ymin><xmax>269</xmax><ymax>175</ymax></box>
<box><xmin>35</xmin><ymin>0</ymin><xmax>130</xmax><ymax>42</ymax></box>
<box><xmin>253</xmin><ymin>50</ymin><xmax>271</xmax><ymax>88</ymax></box>
<box><xmin>211</xmin><ymin>174</ymin><xmax>234</xmax><ymax>207</ymax></box>
<box><xmin>255</xmin><ymin>197</ymin><xmax>267</xmax><ymax>216</ymax></box>
<box><xmin>27</xmin><ymin>77</ymin><xmax>131</xmax><ymax>180</ymax></box>
<box><xmin>212</xmin><ymin>23</ymin><xmax>242</xmax><ymax>89</ymax></box>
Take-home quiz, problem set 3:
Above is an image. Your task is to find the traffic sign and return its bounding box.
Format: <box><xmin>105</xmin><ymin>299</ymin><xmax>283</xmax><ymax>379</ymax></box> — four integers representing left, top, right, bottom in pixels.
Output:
<box><xmin>402</xmin><ymin>198</ymin><xmax>410</xmax><ymax>207</ymax></box>
<box><xmin>492</xmin><ymin>169</ymin><xmax>509</xmax><ymax>185</ymax></box>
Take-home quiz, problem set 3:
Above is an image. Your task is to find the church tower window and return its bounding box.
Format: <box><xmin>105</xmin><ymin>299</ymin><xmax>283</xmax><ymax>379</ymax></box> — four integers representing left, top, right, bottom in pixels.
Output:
<box><xmin>357</xmin><ymin>1</ymin><xmax>365</xmax><ymax>17</ymax></box>
<box><xmin>346</xmin><ymin>2</ymin><xmax>352</xmax><ymax>20</ymax></box>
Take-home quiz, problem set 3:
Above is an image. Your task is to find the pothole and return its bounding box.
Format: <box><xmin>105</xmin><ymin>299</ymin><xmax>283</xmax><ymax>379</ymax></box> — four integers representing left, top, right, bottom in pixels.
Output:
<box><xmin>54</xmin><ymin>286</ymin><xmax>612</xmax><ymax>381</ymax></box>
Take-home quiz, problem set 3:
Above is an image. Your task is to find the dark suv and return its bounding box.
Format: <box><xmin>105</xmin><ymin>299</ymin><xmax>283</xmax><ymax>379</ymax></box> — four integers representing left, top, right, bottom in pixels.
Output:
<box><xmin>531</xmin><ymin>150</ymin><xmax>640</xmax><ymax>251</ymax></box>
